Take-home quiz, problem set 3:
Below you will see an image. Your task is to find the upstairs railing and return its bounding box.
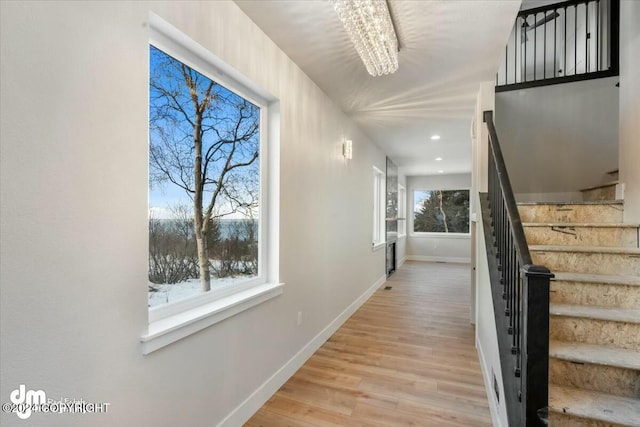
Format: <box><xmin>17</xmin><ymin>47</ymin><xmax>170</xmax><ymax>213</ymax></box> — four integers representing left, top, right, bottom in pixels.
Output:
<box><xmin>496</xmin><ymin>0</ymin><xmax>619</xmax><ymax>91</ymax></box>
<box><xmin>481</xmin><ymin>111</ymin><xmax>554</xmax><ymax>426</ymax></box>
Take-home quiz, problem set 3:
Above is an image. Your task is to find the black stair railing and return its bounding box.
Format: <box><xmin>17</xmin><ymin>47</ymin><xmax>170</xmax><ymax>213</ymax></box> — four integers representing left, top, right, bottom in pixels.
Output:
<box><xmin>496</xmin><ymin>0</ymin><xmax>619</xmax><ymax>91</ymax></box>
<box><xmin>481</xmin><ymin>111</ymin><xmax>554</xmax><ymax>426</ymax></box>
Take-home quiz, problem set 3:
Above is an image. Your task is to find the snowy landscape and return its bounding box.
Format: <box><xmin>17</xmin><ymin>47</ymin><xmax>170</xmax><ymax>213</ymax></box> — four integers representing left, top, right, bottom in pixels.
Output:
<box><xmin>148</xmin><ymin>275</ymin><xmax>250</xmax><ymax>308</ymax></box>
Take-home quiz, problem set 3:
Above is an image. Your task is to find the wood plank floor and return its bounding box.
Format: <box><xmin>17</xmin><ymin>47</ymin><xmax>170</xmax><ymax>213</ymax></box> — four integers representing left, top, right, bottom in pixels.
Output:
<box><xmin>246</xmin><ymin>261</ymin><xmax>492</xmax><ymax>427</ymax></box>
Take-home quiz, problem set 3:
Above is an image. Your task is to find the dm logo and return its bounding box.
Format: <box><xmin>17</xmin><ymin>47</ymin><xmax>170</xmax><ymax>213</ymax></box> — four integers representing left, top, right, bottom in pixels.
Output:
<box><xmin>10</xmin><ymin>384</ymin><xmax>46</xmax><ymax>419</ymax></box>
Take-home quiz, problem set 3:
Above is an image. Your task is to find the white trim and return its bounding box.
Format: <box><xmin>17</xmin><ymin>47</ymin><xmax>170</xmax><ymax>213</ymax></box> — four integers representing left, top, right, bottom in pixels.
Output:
<box><xmin>398</xmin><ymin>256</ymin><xmax>407</xmax><ymax>268</ymax></box>
<box><xmin>149</xmin><ymin>13</ymin><xmax>275</xmax><ymax>104</ymax></box>
<box><xmin>372</xmin><ymin>166</ymin><xmax>386</xmax><ymax>247</ymax></box>
<box><xmin>409</xmin><ymin>233</ymin><xmax>471</xmax><ymax>239</ymax></box>
<box><xmin>372</xmin><ymin>242</ymin><xmax>386</xmax><ymax>251</ymax></box>
<box><xmin>142</xmin><ymin>283</ymin><xmax>284</xmax><ymax>355</ymax></box>
<box><xmin>476</xmin><ymin>336</ymin><xmax>504</xmax><ymax>427</ymax></box>
<box><xmin>406</xmin><ymin>255</ymin><xmax>471</xmax><ymax>264</ymax></box>
<box><xmin>398</xmin><ymin>184</ymin><xmax>407</xmax><ymax>237</ymax></box>
<box><xmin>616</xmin><ymin>182</ymin><xmax>625</xmax><ymax>200</ymax></box>
<box><xmin>217</xmin><ymin>274</ymin><xmax>387</xmax><ymax>427</ymax></box>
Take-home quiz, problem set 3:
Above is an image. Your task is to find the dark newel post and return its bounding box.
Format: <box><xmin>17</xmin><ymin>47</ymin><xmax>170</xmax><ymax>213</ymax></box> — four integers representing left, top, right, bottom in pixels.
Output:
<box><xmin>609</xmin><ymin>0</ymin><xmax>620</xmax><ymax>74</ymax></box>
<box><xmin>521</xmin><ymin>264</ymin><xmax>553</xmax><ymax>425</ymax></box>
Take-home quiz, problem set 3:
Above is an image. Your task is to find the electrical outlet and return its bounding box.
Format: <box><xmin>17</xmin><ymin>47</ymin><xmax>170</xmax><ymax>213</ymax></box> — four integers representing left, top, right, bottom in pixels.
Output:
<box><xmin>297</xmin><ymin>311</ymin><xmax>303</xmax><ymax>326</ymax></box>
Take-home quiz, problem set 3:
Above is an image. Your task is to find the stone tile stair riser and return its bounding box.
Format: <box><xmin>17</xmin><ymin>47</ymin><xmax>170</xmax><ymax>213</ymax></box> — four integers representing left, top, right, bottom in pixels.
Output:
<box><xmin>532</xmin><ymin>251</ymin><xmax>640</xmax><ymax>276</ymax></box>
<box><xmin>550</xmin><ymin>317</ymin><xmax>640</xmax><ymax>351</ymax></box>
<box><xmin>551</xmin><ymin>282</ymin><xmax>640</xmax><ymax>309</ymax></box>
<box><xmin>549</xmin><ymin>358</ymin><xmax>640</xmax><ymax>399</ymax></box>
<box><xmin>525</xmin><ymin>226</ymin><xmax>639</xmax><ymax>248</ymax></box>
<box><xmin>518</xmin><ymin>204</ymin><xmax>624</xmax><ymax>224</ymax></box>
<box><xmin>549</xmin><ymin>412</ymin><xmax>626</xmax><ymax>427</ymax></box>
<box><xmin>549</xmin><ymin>385</ymin><xmax>640</xmax><ymax>427</ymax></box>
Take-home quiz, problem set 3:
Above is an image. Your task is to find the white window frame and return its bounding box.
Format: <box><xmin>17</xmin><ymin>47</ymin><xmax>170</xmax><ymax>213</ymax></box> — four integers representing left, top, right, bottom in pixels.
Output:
<box><xmin>142</xmin><ymin>14</ymin><xmax>282</xmax><ymax>355</ymax></box>
<box><xmin>398</xmin><ymin>184</ymin><xmax>406</xmax><ymax>238</ymax></box>
<box><xmin>372</xmin><ymin>166</ymin><xmax>386</xmax><ymax>250</ymax></box>
<box><xmin>410</xmin><ymin>188</ymin><xmax>471</xmax><ymax>237</ymax></box>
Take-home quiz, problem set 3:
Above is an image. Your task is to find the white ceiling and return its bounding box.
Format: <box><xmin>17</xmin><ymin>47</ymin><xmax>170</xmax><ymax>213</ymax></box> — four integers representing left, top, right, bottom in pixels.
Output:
<box><xmin>235</xmin><ymin>0</ymin><xmax>521</xmax><ymax>176</ymax></box>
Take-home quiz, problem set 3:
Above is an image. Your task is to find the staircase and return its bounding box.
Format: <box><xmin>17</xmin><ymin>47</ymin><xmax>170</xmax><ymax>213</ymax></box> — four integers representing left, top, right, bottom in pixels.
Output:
<box><xmin>518</xmin><ymin>198</ymin><xmax>640</xmax><ymax>427</ymax></box>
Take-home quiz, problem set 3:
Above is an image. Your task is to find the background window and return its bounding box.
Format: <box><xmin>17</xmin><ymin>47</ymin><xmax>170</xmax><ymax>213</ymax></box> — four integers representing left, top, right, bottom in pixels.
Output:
<box><xmin>372</xmin><ymin>167</ymin><xmax>385</xmax><ymax>247</ymax></box>
<box><xmin>398</xmin><ymin>185</ymin><xmax>406</xmax><ymax>236</ymax></box>
<box><xmin>149</xmin><ymin>45</ymin><xmax>262</xmax><ymax>309</ymax></box>
<box><xmin>413</xmin><ymin>190</ymin><xmax>470</xmax><ymax>233</ymax></box>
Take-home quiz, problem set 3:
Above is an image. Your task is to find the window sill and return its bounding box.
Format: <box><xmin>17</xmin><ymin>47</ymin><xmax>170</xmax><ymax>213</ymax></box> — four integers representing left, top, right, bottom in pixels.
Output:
<box><xmin>372</xmin><ymin>242</ymin><xmax>386</xmax><ymax>251</ymax></box>
<box><xmin>398</xmin><ymin>234</ymin><xmax>407</xmax><ymax>240</ymax></box>
<box><xmin>410</xmin><ymin>233</ymin><xmax>471</xmax><ymax>239</ymax></box>
<box><xmin>141</xmin><ymin>282</ymin><xmax>284</xmax><ymax>355</ymax></box>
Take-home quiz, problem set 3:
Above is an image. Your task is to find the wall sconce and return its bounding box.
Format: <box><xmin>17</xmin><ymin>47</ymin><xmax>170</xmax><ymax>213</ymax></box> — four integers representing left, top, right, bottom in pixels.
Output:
<box><xmin>343</xmin><ymin>139</ymin><xmax>353</xmax><ymax>159</ymax></box>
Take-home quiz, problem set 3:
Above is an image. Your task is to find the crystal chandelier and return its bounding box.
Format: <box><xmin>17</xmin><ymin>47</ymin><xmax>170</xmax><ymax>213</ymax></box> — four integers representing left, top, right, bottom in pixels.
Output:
<box><xmin>331</xmin><ymin>0</ymin><xmax>399</xmax><ymax>76</ymax></box>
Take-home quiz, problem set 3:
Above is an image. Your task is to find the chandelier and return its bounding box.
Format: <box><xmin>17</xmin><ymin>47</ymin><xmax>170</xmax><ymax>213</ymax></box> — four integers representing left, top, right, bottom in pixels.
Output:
<box><xmin>331</xmin><ymin>0</ymin><xmax>399</xmax><ymax>76</ymax></box>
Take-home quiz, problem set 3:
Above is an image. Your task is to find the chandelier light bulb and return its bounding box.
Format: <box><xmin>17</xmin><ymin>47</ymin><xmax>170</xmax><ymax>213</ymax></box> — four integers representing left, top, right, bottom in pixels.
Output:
<box><xmin>332</xmin><ymin>0</ymin><xmax>399</xmax><ymax>77</ymax></box>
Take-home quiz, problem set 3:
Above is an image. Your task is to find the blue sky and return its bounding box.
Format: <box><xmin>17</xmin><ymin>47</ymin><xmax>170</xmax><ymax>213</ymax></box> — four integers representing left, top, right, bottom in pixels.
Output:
<box><xmin>149</xmin><ymin>45</ymin><xmax>260</xmax><ymax>220</ymax></box>
<box><xmin>413</xmin><ymin>190</ymin><xmax>432</xmax><ymax>213</ymax></box>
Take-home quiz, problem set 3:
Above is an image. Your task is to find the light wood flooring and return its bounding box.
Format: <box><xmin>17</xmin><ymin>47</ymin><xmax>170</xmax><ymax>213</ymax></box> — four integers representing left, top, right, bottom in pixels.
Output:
<box><xmin>246</xmin><ymin>261</ymin><xmax>492</xmax><ymax>427</ymax></box>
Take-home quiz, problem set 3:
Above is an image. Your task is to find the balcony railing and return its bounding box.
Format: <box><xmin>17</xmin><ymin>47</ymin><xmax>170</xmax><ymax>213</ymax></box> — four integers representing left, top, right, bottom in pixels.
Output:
<box><xmin>496</xmin><ymin>0</ymin><xmax>619</xmax><ymax>91</ymax></box>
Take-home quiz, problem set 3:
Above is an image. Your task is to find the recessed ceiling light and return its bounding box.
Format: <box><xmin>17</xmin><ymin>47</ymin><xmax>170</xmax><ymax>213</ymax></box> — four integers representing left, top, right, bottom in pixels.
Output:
<box><xmin>430</xmin><ymin>135</ymin><xmax>441</xmax><ymax>140</ymax></box>
<box><xmin>438</xmin><ymin>170</ymin><xmax>444</xmax><ymax>174</ymax></box>
<box><xmin>435</xmin><ymin>157</ymin><xmax>443</xmax><ymax>161</ymax></box>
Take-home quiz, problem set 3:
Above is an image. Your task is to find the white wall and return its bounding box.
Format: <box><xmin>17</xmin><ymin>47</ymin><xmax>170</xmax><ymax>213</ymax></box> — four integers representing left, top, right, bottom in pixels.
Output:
<box><xmin>471</xmin><ymin>82</ymin><xmax>508</xmax><ymax>425</ymax></box>
<box><xmin>495</xmin><ymin>76</ymin><xmax>619</xmax><ymax>201</ymax></box>
<box><xmin>406</xmin><ymin>174</ymin><xmax>472</xmax><ymax>263</ymax></box>
<box><xmin>619</xmin><ymin>0</ymin><xmax>640</xmax><ymax>223</ymax></box>
<box><xmin>0</xmin><ymin>2</ymin><xmax>387</xmax><ymax>426</ymax></box>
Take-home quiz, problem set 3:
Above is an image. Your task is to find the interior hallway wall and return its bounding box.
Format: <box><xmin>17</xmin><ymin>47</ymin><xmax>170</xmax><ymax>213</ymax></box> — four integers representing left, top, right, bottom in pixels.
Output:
<box><xmin>0</xmin><ymin>2</ymin><xmax>387</xmax><ymax>426</ymax></box>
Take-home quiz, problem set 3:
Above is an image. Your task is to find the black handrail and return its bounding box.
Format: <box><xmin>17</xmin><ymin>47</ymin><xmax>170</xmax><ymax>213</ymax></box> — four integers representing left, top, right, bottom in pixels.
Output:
<box><xmin>496</xmin><ymin>0</ymin><xmax>619</xmax><ymax>92</ymax></box>
<box><xmin>481</xmin><ymin>111</ymin><xmax>554</xmax><ymax>426</ymax></box>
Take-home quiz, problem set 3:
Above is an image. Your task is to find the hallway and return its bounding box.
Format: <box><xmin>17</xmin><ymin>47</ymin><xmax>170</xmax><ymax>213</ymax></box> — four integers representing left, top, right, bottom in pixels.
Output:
<box><xmin>246</xmin><ymin>261</ymin><xmax>492</xmax><ymax>426</ymax></box>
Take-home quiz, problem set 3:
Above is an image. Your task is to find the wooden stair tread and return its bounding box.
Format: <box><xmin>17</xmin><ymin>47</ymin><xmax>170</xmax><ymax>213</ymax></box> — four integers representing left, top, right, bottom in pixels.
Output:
<box><xmin>530</xmin><ymin>245</ymin><xmax>640</xmax><ymax>254</ymax></box>
<box><xmin>517</xmin><ymin>200</ymin><xmax>623</xmax><ymax>206</ymax></box>
<box><xmin>580</xmin><ymin>181</ymin><xmax>619</xmax><ymax>192</ymax></box>
<box><xmin>549</xmin><ymin>385</ymin><xmax>640</xmax><ymax>427</ymax></box>
<box><xmin>552</xmin><ymin>272</ymin><xmax>640</xmax><ymax>287</ymax></box>
<box><xmin>550</xmin><ymin>303</ymin><xmax>640</xmax><ymax>324</ymax></box>
<box><xmin>549</xmin><ymin>340</ymin><xmax>640</xmax><ymax>370</ymax></box>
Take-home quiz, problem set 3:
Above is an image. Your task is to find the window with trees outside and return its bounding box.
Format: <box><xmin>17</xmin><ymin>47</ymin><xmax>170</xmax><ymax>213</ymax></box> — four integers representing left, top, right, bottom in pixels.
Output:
<box><xmin>148</xmin><ymin>44</ymin><xmax>265</xmax><ymax>311</ymax></box>
<box><xmin>413</xmin><ymin>190</ymin><xmax>470</xmax><ymax>234</ymax></box>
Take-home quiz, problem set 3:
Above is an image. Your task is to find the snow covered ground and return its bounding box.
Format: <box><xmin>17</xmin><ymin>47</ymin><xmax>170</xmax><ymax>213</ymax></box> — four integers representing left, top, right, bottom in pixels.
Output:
<box><xmin>148</xmin><ymin>276</ymin><xmax>251</xmax><ymax>308</ymax></box>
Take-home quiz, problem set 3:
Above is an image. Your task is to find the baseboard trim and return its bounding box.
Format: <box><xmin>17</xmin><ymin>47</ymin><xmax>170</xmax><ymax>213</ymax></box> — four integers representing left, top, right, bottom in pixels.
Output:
<box><xmin>406</xmin><ymin>255</ymin><xmax>471</xmax><ymax>264</ymax></box>
<box><xmin>398</xmin><ymin>256</ymin><xmax>407</xmax><ymax>268</ymax></box>
<box><xmin>476</xmin><ymin>337</ymin><xmax>504</xmax><ymax>427</ymax></box>
<box><xmin>218</xmin><ymin>274</ymin><xmax>387</xmax><ymax>427</ymax></box>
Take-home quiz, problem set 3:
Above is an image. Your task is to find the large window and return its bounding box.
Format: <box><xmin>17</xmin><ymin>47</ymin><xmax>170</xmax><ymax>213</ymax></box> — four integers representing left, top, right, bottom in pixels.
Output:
<box><xmin>149</xmin><ymin>45</ymin><xmax>262</xmax><ymax>309</ymax></box>
<box><xmin>413</xmin><ymin>190</ymin><xmax>470</xmax><ymax>234</ymax></box>
<box><xmin>142</xmin><ymin>18</ymin><xmax>281</xmax><ymax>354</ymax></box>
<box><xmin>372</xmin><ymin>167</ymin><xmax>386</xmax><ymax>249</ymax></box>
